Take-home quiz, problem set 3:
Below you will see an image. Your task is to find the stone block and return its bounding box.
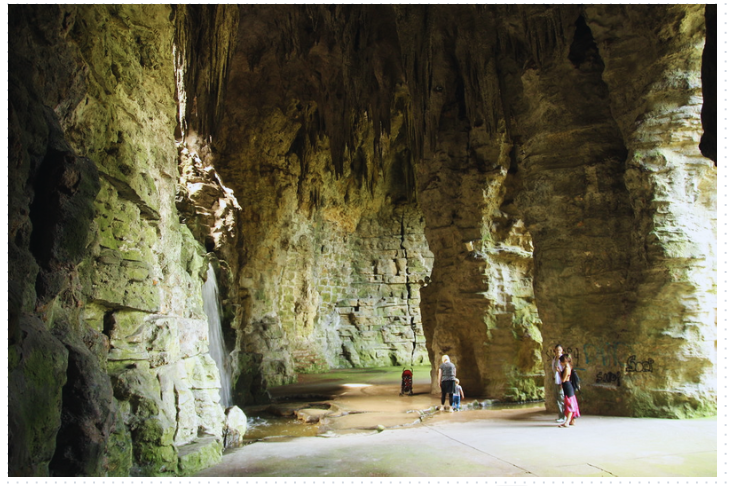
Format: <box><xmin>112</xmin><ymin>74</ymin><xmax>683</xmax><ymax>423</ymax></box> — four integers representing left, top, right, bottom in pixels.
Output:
<box><xmin>176</xmin><ymin>317</ymin><xmax>209</xmax><ymax>359</ymax></box>
<box><xmin>120</xmin><ymin>247</ymin><xmax>145</xmax><ymax>262</ymax></box>
<box><xmin>409</xmin><ymin>274</ymin><xmax>428</xmax><ymax>287</ymax></box>
<box><xmin>352</xmin><ymin>316</ymin><xmax>371</xmax><ymax>329</ymax></box>
<box><xmin>126</xmin><ymin>265</ymin><xmax>150</xmax><ymax>282</ymax></box>
<box><xmin>389</xmin><ymin>316</ymin><xmax>411</xmax><ymax>326</ymax></box>
<box><xmin>376</xmin><ymin>259</ymin><xmax>398</xmax><ymax>276</ymax></box>
<box><xmin>377</xmin><ymin>306</ymin><xmax>406</xmax><ymax>317</ymax></box>
<box><xmin>90</xmin><ymin>259</ymin><xmax>160</xmax><ymax>312</ymax></box>
<box><xmin>376</xmin><ymin>237</ymin><xmax>402</xmax><ymax>251</ymax></box>
<box><xmin>341</xmin><ymin>341</ymin><xmax>362</xmax><ymax>367</ymax></box>
<box><xmin>174</xmin><ymin>385</ymin><xmax>198</xmax><ymax>446</ymax></box>
<box><xmin>381</xmin><ymin>249</ymin><xmax>401</xmax><ymax>259</ymax></box>
<box><xmin>107</xmin><ymin>310</ymin><xmax>146</xmax><ymax>342</ymax></box>
<box><xmin>148</xmin><ymin>319</ymin><xmax>181</xmax><ymax>368</ymax></box>
<box><xmin>356</xmin><ymin>306</ymin><xmax>374</xmax><ymax>317</ymax></box>
<box><xmin>80</xmin><ymin>302</ymin><xmax>108</xmax><ymax>333</ymax></box>
<box><xmin>360</xmin><ymin>331</ymin><xmax>378</xmax><ymax>341</ymax></box>
<box><xmin>177</xmin><ymin>436</ymin><xmax>222</xmax><ymax>476</ymax></box>
<box><xmin>338</xmin><ymin>327</ymin><xmax>355</xmax><ymax>338</ymax></box>
<box><xmin>183</xmin><ymin>355</ymin><xmax>221</xmax><ymax>390</ymax></box>
<box><xmin>108</xmin><ymin>347</ymin><xmax>151</xmax><ymax>362</ymax></box>
<box><xmin>191</xmin><ymin>388</ymin><xmax>225</xmax><ymax>438</ymax></box>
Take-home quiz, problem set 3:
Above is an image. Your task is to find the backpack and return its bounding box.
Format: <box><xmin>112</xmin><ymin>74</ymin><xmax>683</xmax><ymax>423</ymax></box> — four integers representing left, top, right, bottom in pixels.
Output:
<box><xmin>570</xmin><ymin>369</ymin><xmax>581</xmax><ymax>392</ymax></box>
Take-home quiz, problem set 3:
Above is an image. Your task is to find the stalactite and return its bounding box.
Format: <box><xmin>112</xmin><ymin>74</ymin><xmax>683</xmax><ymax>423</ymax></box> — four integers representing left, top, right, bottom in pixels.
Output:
<box><xmin>173</xmin><ymin>5</ymin><xmax>239</xmax><ymax>141</ymax></box>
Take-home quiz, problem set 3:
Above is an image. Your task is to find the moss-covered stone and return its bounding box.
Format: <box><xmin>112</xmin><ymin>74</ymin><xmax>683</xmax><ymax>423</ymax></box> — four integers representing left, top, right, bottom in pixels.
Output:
<box><xmin>90</xmin><ymin>258</ymin><xmax>160</xmax><ymax>312</ymax></box>
<box><xmin>133</xmin><ymin>443</ymin><xmax>178</xmax><ymax>477</ymax></box>
<box><xmin>177</xmin><ymin>437</ymin><xmax>223</xmax><ymax>476</ymax></box>
<box><xmin>105</xmin><ymin>405</ymin><xmax>133</xmax><ymax>477</ymax></box>
<box><xmin>8</xmin><ymin>316</ymin><xmax>69</xmax><ymax>476</ymax></box>
<box><xmin>49</xmin><ymin>330</ymin><xmax>118</xmax><ymax>477</ymax></box>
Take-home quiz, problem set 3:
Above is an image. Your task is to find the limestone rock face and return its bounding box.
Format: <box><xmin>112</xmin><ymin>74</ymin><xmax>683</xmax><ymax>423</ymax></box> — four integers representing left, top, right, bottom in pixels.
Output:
<box><xmin>9</xmin><ymin>4</ymin><xmax>226</xmax><ymax>477</ymax></box>
<box><xmin>583</xmin><ymin>5</ymin><xmax>716</xmax><ymax>417</ymax></box>
<box><xmin>8</xmin><ymin>3</ymin><xmax>716</xmax><ymax>478</ymax></box>
<box><xmin>8</xmin><ymin>317</ymin><xmax>69</xmax><ymax>476</ymax></box>
<box><xmin>49</xmin><ymin>328</ymin><xmax>118</xmax><ymax>476</ymax></box>
<box><xmin>174</xmin><ymin>7</ymin><xmax>439</xmax><ymax>391</ymax></box>
<box><xmin>192</xmin><ymin>4</ymin><xmax>713</xmax><ymax>415</ymax></box>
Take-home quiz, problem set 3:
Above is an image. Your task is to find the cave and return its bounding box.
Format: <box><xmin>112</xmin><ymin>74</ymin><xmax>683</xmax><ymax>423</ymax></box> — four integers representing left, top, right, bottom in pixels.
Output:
<box><xmin>8</xmin><ymin>4</ymin><xmax>716</xmax><ymax>477</ymax></box>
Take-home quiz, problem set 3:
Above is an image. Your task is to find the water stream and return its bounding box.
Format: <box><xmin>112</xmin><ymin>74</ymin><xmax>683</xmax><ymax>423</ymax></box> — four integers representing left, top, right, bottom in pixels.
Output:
<box><xmin>203</xmin><ymin>263</ymin><xmax>233</xmax><ymax>408</ymax></box>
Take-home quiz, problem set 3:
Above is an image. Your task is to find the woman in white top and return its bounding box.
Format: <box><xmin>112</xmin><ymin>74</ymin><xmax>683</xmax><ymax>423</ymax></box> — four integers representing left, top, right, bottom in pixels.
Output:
<box><xmin>552</xmin><ymin>344</ymin><xmax>565</xmax><ymax>422</ymax></box>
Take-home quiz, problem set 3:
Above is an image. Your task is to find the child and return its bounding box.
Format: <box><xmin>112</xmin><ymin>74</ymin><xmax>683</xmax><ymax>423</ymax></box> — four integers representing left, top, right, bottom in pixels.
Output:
<box><xmin>452</xmin><ymin>378</ymin><xmax>465</xmax><ymax>411</ymax></box>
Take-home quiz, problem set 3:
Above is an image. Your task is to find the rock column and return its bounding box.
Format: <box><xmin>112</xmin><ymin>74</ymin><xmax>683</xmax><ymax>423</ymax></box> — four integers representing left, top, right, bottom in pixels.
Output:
<box><xmin>587</xmin><ymin>5</ymin><xmax>716</xmax><ymax>417</ymax></box>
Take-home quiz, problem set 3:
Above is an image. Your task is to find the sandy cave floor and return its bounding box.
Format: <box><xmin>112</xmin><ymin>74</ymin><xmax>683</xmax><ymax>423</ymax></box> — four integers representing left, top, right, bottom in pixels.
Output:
<box><xmin>197</xmin><ymin>366</ymin><xmax>717</xmax><ymax>477</ymax></box>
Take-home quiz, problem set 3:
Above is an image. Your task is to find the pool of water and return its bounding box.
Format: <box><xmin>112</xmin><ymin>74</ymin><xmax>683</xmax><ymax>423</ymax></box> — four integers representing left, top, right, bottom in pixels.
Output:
<box><xmin>243</xmin><ymin>414</ymin><xmax>321</xmax><ymax>441</ymax></box>
<box><xmin>470</xmin><ymin>400</ymin><xmax>545</xmax><ymax>411</ymax></box>
<box><xmin>237</xmin><ymin>367</ymin><xmax>545</xmax><ymax>443</ymax></box>
<box><xmin>240</xmin><ymin>400</ymin><xmax>545</xmax><ymax>444</ymax></box>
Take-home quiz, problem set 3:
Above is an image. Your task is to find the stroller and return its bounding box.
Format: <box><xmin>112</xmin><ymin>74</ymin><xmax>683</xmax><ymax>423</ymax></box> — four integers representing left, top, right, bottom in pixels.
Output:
<box><xmin>399</xmin><ymin>367</ymin><xmax>414</xmax><ymax>396</ymax></box>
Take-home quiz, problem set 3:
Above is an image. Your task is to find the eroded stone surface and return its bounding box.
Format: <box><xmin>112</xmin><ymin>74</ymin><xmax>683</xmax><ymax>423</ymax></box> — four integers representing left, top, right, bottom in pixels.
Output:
<box><xmin>8</xmin><ymin>4</ymin><xmax>716</xmax><ymax>478</ymax></box>
<box><xmin>223</xmin><ymin>407</ymin><xmax>248</xmax><ymax>449</ymax></box>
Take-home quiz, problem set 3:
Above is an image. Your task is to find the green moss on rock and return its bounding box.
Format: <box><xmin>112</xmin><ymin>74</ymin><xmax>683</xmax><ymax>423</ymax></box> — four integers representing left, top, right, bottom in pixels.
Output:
<box><xmin>8</xmin><ymin>317</ymin><xmax>69</xmax><ymax>476</ymax></box>
<box><xmin>177</xmin><ymin>437</ymin><xmax>223</xmax><ymax>476</ymax></box>
<box><xmin>133</xmin><ymin>443</ymin><xmax>178</xmax><ymax>477</ymax></box>
<box><xmin>105</xmin><ymin>406</ymin><xmax>133</xmax><ymax>477</ymax></box>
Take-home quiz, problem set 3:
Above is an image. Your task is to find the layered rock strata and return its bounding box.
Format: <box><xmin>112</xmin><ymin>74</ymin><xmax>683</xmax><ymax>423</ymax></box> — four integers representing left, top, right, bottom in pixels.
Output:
<box><xmin>9</xmin><ymin>5</ymin><xmax>227</xmax><ymax>476</ymax></box>
<box><xmin>8</xmin><ymin>3</ymin><xmax>716</xmax><ymax>478</ymax></box>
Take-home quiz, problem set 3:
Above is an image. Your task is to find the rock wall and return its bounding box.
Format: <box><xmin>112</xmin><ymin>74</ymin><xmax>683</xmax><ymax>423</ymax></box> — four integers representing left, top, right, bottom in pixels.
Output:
<box><xmin>9</xmin><ymin>5</ymin><xmax>228</xmax><ymax>476</ymax></box>
<box><xmin>395</xmin><ymin>6</ymin><xmax>545</xmax><ymax>400</ymax></box>
<box><xmin>193</xmin><ymin>5</ymin><xmax>544</xmax><ymax>401</ymax></box>
<box><xmin>392</xmin><ymin>5</ymin><xmax>715</xmax><ymax>415</ymax></box>
<box><xmin>208</xmin><ymin>88</ymin><xmax>435</xmax><ymax>388</ymax></box>
<box><xmin>584</xmin><ymin>5</ymin><xmax>716</xmax><ymax>417</ymax></box>
<box><xmin>332</xmin><ymin>204</ymin><xmax>432</xmax><ymax>369</ymax></box>
<box><xmin>173</xmin><ymin>6</ymin><xmax>439</xmax><ymax>392</ymax></box>
<box><xmin>7</xmin><ymin>3</ymin><xmax>716</xmax><ymax>478</ymax></box>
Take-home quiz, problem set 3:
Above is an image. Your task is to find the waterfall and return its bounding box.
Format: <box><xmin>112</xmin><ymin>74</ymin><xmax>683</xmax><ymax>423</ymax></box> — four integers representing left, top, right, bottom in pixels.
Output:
<box><xmin>203</xmin><ymin>263</ymin><xmax>233</xmax><ymax>408</ymax></box>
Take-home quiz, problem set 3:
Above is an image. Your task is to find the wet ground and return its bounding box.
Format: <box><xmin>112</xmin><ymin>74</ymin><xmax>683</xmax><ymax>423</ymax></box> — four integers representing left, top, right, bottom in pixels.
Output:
<box><xmin>198</xmin><ymin>366</ymin><xmax>717</xmax><ymax>477</ymax></box>
<box><xmin>239</xmin><ymin>366</ymin><xmax>541</xmax><ymax>441</ymax></box>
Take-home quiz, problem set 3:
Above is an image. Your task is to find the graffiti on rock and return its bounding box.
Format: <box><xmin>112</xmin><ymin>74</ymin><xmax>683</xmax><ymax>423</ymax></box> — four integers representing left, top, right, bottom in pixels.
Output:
<box><xmin>595</xmin><ymin>370</ymin><xmax>622</xmax><ymax>386</ymax></box>
<box><xmin>625</xmin><ymin>355</ymin><xmax>654</xmax><ymax>373</ymax></box>
<box><xmin>547</xmin><ymin>341</ymin><xmax>637</xmax><ymax>374</ymax></box>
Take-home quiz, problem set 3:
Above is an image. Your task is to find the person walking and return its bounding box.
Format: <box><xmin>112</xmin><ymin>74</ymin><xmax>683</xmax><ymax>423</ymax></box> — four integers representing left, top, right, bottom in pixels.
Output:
<box><xmin>552</xmin><ymin>344</ymin><xmax>565</xmax><ymax>422</ymax></box>
<box><xmin>437</xmin><ymin>355</ymin><xmax>457</xmax><ymax>412</ymax></box>
<box><xmin>558</xmin><ymin>353</ymin><xmax>580</xmax><ymax>428</ymax></box>
<box><xmin>452</xmin><ymin>378</ymin><xmax>465</xmax><ymax>411</ymax></box>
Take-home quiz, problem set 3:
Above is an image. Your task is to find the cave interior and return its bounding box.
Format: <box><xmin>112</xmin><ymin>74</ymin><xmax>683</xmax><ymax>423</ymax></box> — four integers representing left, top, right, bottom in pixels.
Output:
<box><xmin>7</xmin><ymin>4</ymin><xmax>717</xmax><ymax>477</ymax></box>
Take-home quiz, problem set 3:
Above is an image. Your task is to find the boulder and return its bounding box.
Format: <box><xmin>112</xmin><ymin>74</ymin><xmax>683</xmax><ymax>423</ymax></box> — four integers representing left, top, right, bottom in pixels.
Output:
<box><xmin>223</xmin><ymin>406</ymin><xmax>248</xmax><ymax>449</ymax></box>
